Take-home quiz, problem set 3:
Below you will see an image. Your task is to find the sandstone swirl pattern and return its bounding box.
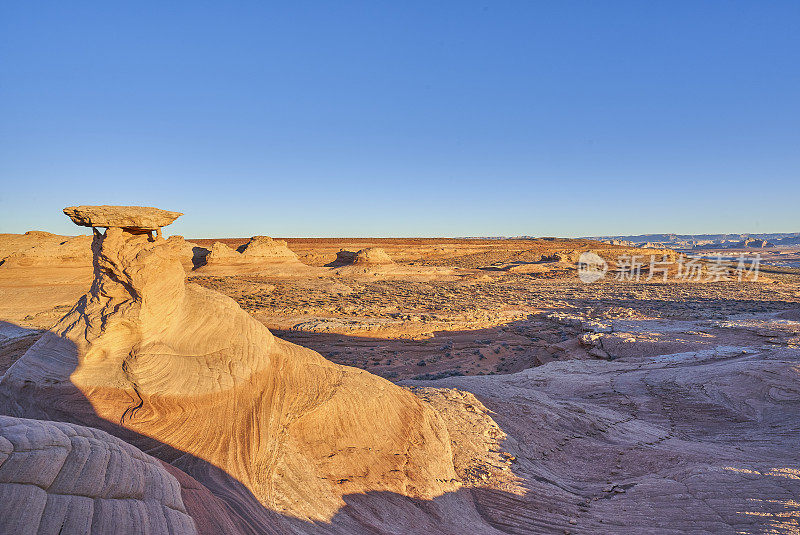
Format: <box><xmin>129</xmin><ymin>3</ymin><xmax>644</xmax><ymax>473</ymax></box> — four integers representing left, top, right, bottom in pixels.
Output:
<box><xmin>0</xmin><ymin>415</ymin><xmax>197</xmax><ymax>535</ymax></box>
<box><xmin>0</xmin><ymin>209</ymin><xmax>461</xmax><ymax>532</ymax></box>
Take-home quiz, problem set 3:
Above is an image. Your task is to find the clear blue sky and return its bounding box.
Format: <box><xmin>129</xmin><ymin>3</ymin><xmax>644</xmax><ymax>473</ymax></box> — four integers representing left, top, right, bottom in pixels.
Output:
<box><xmin>1</xmin><ymin>1</ymin><xmax>798</xmax><ymax>238</ymax></box>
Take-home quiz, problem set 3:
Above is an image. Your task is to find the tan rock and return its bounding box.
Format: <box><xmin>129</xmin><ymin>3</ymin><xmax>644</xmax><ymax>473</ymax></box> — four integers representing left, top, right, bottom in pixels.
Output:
<box><xmin>0</xmin><ymin>415</ymin><xmax>197</xmax><ymax>535</ymax></box>
<box><xmin>0</xmin><ymin>206</ymin><xmax>461</xmax><ymax>527</ymax></box>
<box><xmin>0</xmin><ymin>235</ymin><xmax>92</xmax><ymax>267</ymax></box>
<box><xmin>239</xmin><ymin>235</ymin><xmax>299</xmax><ymax>261</ymax></box>
<box><xmin>353</xmin><ymin>247</ymin><xmax>395</xmax><ymax>266</ymax></box>
<box><xmin>206</xmin><ymin>241</ymin><xmax>239</xmax><ymax>260</ymax></box>
<box><xmin>197</xmin><ymin>236</ymin><xmax>312</xmax><ymax>276</ymax></box>
<box><xmin>332</xmin><ymin>248</ymin><xmax>394</xmax><ymax>266</ymax></box>
<box><xmin>63</xmin><ymin>205</ymin><xmax>182</xmax><ymax>231</ymax></box>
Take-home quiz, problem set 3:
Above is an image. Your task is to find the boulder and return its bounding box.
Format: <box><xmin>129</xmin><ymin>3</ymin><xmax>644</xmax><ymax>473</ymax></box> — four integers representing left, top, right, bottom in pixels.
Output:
<box><xmin>63</xmin><ymin>205</ymin><xmax>182</xmax><ymax>232</ymax></box>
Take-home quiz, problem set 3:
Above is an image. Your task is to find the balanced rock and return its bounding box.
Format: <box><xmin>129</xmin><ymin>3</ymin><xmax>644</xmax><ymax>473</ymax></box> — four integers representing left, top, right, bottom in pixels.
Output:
<box><xmin>0</xmin><ymin>205</ymin><xmax>460</xmax><ymax>528</ymax></box>
<box><xmin>63</xmin><ymin>205</ymin><xmax>182</xmax><ymax>233</ymax></box>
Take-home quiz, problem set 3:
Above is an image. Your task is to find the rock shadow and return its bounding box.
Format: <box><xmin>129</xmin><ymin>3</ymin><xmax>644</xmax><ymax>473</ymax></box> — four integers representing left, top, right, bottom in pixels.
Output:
<box><xmin>0</xmin><ymin>319</ymin><xmax>538</xmax><ymax>534</ymax></box>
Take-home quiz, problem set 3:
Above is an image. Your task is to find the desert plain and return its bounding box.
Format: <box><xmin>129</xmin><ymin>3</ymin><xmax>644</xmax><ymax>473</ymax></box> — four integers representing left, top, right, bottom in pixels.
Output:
<box><xmin>0</xmin><ymin>206</ymin><xmax>798</xmax><ymax>534</ymax></box>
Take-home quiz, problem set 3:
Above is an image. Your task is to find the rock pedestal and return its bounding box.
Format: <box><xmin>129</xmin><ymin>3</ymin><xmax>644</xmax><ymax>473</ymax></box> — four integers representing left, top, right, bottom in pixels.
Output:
<box><xmin>1</xmin><ymin>204</ymin><xmax>460</xmax><ymax>528</ymax></box>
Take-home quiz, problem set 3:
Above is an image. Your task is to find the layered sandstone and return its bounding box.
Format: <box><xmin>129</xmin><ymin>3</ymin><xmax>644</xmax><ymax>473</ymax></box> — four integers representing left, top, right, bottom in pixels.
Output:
<box><xmin>0</xmin><ymin>415</ymin><xmax>197</xmax><ymax>535</ymax></box>
<box><xmin>196</xmin><ymin>235</ymin><xmax>312</xmax><ymax>276</ymax></box>
<box><xmin>333</xmin><ymin>247</ymin><xmax>395</xmax><ymax>266</ymax></box>
<box><xmin>0</xmin><ymin>206</ymin><xmax>460</xmax><ymax>528</ymax></box>
<box><xmin>0</xmin><ymin>234</ymin><xmax>93</xmax><ymax>267</ymax></box>
<box><xmin>63</xmin><ymin>205</ymin><xmax>183</xmax><ymax>231</ymax></box>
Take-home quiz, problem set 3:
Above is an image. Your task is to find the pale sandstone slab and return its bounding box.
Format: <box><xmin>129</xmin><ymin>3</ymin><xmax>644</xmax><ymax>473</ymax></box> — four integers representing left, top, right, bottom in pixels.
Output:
<box><xmin>63</xmin><ymin>205</ymin><xmax>182</xmax><ymax>231</ymax></box>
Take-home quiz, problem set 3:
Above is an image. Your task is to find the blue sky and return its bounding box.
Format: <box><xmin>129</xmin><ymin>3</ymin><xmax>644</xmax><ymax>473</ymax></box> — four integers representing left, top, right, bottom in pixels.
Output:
<box><xmin>1</xmin><ymin>1</ymin><xmax>798</xmax><ymax>237</ymax></box>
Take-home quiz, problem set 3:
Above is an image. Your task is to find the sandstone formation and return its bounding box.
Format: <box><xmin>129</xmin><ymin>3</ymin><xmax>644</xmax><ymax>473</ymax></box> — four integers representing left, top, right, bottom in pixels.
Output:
<box><xmin>2</xmin><ymin>214</ymin><xmax>798</xmax><ymax>534</ymax></box>
<box><xmin>64</xmin><ymin>205</ymin><xmax>182</xmax><ymax>233</ymax></box>
<box><xmin>337</xmin><ymin>247</ymin><xmax>395</xmax><ymax>266</ymax></box>
<box><xmin>0</xmin><ymin>415</ymin><xmax>197</xmax><ymax>535</ymax></box>
<box><xmin>195</xmin><ymin>235</ymin><xmax>312</xmax><ymax>276</ymax></box>
<box><xmin>329</xmin><ymin>247</ymin><xmax>458</xmax><ymax>281</ymax></box>
<box><xmin>0</xmin><ymin>206</ymin><xmax>462</xmax><ymax>531</ymax></box>
<box><xmin>238</xmin><ymin>235</ymin><xmax>300</xmax><ymax>261</ymax></box>
<box><xmin>417</xmin><ymin>342</ymin><xmax>800</xmax><ymax>534</ymax></box>
<box><xmin>205</xmin><ymin>240</ymin><xmax>239</xmax><ymax>261</ymax></box>
<box><xmin>0</xmin><ymin>234</ymin><xmax>93</xmax><ymax>268</ymax></box>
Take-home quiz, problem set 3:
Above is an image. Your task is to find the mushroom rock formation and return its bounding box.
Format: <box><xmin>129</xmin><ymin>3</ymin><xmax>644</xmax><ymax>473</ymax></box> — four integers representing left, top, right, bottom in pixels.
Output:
<box><xmin>0</xmin><ymin>415</ymin><xmax>197</xmax><ymax>535</ymax></box>
<box><xmin>0</xmin><ymin>206</ymin><xmax>460</xmax><ymax>528</ymax></box>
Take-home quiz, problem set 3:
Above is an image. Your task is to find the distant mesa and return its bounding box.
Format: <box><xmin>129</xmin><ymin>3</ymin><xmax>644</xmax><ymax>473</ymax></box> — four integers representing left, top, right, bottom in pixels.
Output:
<box><xmin>63</xmin><ymin>205</ymin><xmax>183</xmax><ymax>238</ymax></box>
<box><xmin>591</xmin><ymin>232</ymin><xmax>797</xmax><ymax>250</ymax></box>
<box><xmin>742</xmin><ymin>238</ymin><xmax>774</xmax><ymax>248</ymax></box>
<box><xmin>23</xmin><ymin>230</ymin><xmax>56</xmax><ymax>238</ymax></box>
